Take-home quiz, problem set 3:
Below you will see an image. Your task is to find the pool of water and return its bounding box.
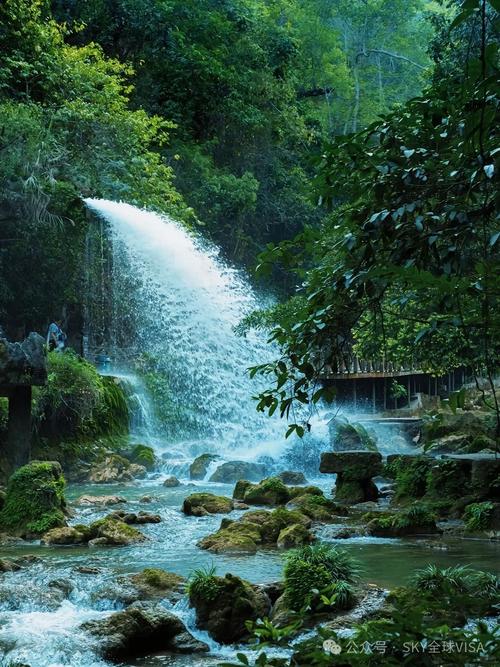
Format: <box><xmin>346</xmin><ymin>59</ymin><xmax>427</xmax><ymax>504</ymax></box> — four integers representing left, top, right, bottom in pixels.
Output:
<box><xmin>0</xmin><ymin>474</ymin><xmax>498</xmax><ymax>667</ymax></box>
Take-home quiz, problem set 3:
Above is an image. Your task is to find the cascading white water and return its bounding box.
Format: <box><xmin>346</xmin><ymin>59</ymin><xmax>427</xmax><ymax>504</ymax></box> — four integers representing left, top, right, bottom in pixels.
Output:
<box><xmin>84</xmin><ymin>199</ymin><xmax>288</xmax><ymax>460</ymax></box>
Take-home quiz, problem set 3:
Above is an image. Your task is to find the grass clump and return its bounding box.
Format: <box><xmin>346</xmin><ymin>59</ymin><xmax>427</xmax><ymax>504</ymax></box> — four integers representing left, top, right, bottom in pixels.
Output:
<box><xmin>284</xmin><ymin>544</ymin><xmax>359</xmax><ymax>612</ymax></box>
<box><xmin>463</xmin><ymin>501</ymin><xmax>495</xmax><ymax>531</ymax></box>
<box><xmin>187</xmin><ymin>564</ymin><xmax>222</xmax><ymax>602</ymax></box>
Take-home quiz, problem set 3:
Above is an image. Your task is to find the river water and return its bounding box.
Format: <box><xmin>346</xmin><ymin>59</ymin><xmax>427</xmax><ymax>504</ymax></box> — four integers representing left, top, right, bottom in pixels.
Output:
<box><xmin>0</xmin><ymin>471</ymin><xmax>499</xmax><ymax>667</ymax></box>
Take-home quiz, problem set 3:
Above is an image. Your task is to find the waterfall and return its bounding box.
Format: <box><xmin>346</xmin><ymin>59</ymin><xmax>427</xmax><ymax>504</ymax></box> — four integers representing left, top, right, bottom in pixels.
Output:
<box><xmin>84</xmin><ymin>199</ymin><xmax>288</xmax><ymax>460</ymax></box>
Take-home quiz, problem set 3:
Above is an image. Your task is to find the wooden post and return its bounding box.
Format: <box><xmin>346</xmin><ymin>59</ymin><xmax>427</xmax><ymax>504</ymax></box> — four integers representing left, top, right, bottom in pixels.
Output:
<box><xmin>5</xmin><ymin>385</ymin><xmax>32</xmax><ymax>472</ymax></box>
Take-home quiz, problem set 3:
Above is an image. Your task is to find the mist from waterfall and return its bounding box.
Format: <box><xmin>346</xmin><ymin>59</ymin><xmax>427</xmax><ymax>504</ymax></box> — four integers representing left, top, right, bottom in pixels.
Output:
<box><xmin>84</xmin><ymin>199</ymin><xmax>292</xmax><ymax>459</ymax></box>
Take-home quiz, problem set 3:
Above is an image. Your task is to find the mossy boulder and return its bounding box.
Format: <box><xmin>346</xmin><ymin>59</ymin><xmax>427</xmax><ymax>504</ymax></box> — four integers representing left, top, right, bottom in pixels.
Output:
<box><xmin>82</xmin><ymin>601</ymin><xmax>208</xmax><ymax>660</ymax></box>
<box><xmin>277</xmin><ymin>523</ymin><xmax>314</xmax><ymax>549</ymax></box>
<box><xmin>425</xmin><ymin>459</ymin><xmax>472</xmax><ymax>500</ymax></box>
<box><xmin>0</xmin><ymin>461</ymin><xmax>66</xmax><ymax>537</ymax></box>
<box><xmin>278</xmin><ymin>471</ymin><xmax>307</xmax><ymax>485</ymax></box>
<box><xmin>129</xmin><ymin>568</ymin><xmax>185</xmax><ymax>600</ymax></box>
<box><xmin>88</xmin><ymin>454</ymin><xmax>147</xmax><ymax>483</ymax></box>
<box><xmin>189</xmin><ymin>454</ymin><xmax>220</xmax><ymax>480</ymax></box>
<box><xmin>41</xmin><ymin>526</ymin><xmax>88</xmax><ymax>545</ymax></box>
<box><xmin>287</xmin><ymin>494</ymin><xmax>349</xmax><ymax>522</ymax></box>
<box><xmin>233</xmin><ymin>479</ymin><xmax>253</xmax><ymax>500</ymax></box>
<box><xmin>188</xmin><ymin>572</ymin><xmax>271</xmax><ymax>643</ymax></box>
<box><xmin>241</xmin><ymin>477</ymin><xmax>290</xmax><ymax>506</ymax></box>
<box><xmin>321</xmin><ymin>451</ymin><xmax>382</xmax><ymax>504</ymax></box>
<box><xmin>127</xmin><ymin>444</ymin><xmax>157</xmax><ymax>471</ymax></box>
<box><xmin>182</xmin><ymin>492</ymin><xmax>233</xmax><ymax>516</ymax></box>
<box><xmin>198</xmin><ymin>521</ymin><xmax>263</xmax><ymax>553</ymax></box>
<box><xmin>163</xmin><ymin>475</ymin><xmax>181</xmax><ymax>487</ymax></box>
<box><xmin>367</xmin><ymin>504</ymin><xmax>440</xmax><ymax>537</ymax></box>
<box><xmin>88</xmin><ymin>516</ymin><xmax>147</xmax><ymax>545</ymax></box>
<box><xmin>208</xmin><ymin>460</ymin><xmax>266</xmax><ymax>483</ymax></box>
<box><xmin>198</xmin><ymin>507</ymin><xmax>313</xmax><ymax>553</ymax></box>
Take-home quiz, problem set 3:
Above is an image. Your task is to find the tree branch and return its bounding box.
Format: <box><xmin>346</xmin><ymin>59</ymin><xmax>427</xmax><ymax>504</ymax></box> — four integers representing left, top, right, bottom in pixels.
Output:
<box><xmin>356</xmin><ymin>49</ymin><xmax>426</xmax><ymax>70</ymax></box>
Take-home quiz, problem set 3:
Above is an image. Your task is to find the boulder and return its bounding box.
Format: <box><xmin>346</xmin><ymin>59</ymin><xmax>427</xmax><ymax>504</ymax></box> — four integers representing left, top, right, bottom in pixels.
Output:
<box><xmin>198</xmin><ymin>507</ymin><xmax>313</xmax><ymax>553</ymax></box>
<box><xmin>208</xmin><ymin>461</ymin><xmax>266</xmax><ymax>483</ymax></box>
<box><xmin>320</xmin><ymin>451</ymin><xmax>383</xmax><ymax>504</ymax></box>
<box><xmin>41</xmin><ymin>526</ymin><xmax>87</xmax><ymax>545</ymax></box>
<box><xmin>89</xmin><ymin>516</ymin><xmax>147</xmax><ymax>545</ymax></box>
<box><xmin>127</xmin><ymin>444</ymin><xmax>157</xmax><ymax>471</ymax></box>
<box><xmin>81</xmin><ymin>601</ymin><xmax>209</xmax><ymax>660</ymax></box>
<box><xmin>129</xmin><ymin>568</ymin><xmax>185</xmax><ymax>601</ymax></box>
<box><xmin>286</xmin><ymin>494</ymin><xmax>348</xmax><ymax>522</ymax></box>
<box><xmin>163</xmin><ymin>475</ymin><xmax>181</xmax><ymax>487</ymax></box>
<box><xmin>277</xmin><ymin>523</ymin><xmax>314</xmax><ymax>549</ymax></box>
<box><xmin>76</xmin><ymin>495</ymin><xmax>126</xmax><ymax>507</ymax></box>
<box><xmin>198</xmin><ymin>521</ymin><xmax>263</xmax><ymax>553</ymax></box>
<box><xmin>182</xmin><ymin>493</ymin><xmax>233</xmax><ymax>516</ymax></box>
<box><xmin>367</xmin><ymin>505</ymin><xmax>441</xmax><ymax>537</ymax></box>
<box><xmin>425</xmin><ymin>433</ymin><xmax>472</xmax><ymax>454</ymax></box>
<box><xmin>0</xmin><ymin>461</ymin><xmax>66</xmax><ymax>537</ymax></box>
<box><xmin>241</xmin><ymin>477</ymin><xmax>290</xmax><ymax>506</ymax></box>
<box><xmin>189</xmin><ymin>454</ymin><xmax>221</xmax><ymax>480</ymax></box>
<box><xmin>278</xmin><ymin>471</ymin><xmax>307</xmax><ymax>485</ymax></box>
<box><xmin>188</xmin><ymin>573</ymin><xmax>271</xmax><ymax>643</ymax></box>
<box><xmin>107</xmin><ymin>510</ymin><xmax>161</xmax><ymax>525</ymax></box>
<box><xmin>88</xmin><ymin>455</ymin><xmax>146</xmax><ymax>484</ymax></box>
<box><xmin>233</xmin><ymin>479</ymin><xmax>253</xmax><ymax>500</ymax></box>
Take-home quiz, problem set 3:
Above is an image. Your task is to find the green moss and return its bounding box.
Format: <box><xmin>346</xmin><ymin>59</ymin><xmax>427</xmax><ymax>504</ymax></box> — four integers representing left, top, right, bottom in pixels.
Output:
<box><xmin>0</xmin><ymin>461</ymin><xmax>66</xmax><ymax>536</ymax></box>
<box><xmin>187</xmin><ymin>565</ymin><xmax>223</xmax><ymax>602</ymax></box>
<box><xmin>243</xmin><ymin>477</ymin><xmax>290</xmax><ymax>505</ymax></box>
<box><xmin>425</xmin><ymin>460</ymin><xmax>471</xmax><ymax>500</ymax></box>
<box><xmin>134</xmin><ymin>568</ymin><xmax>183</xmax><ymax>590</ymax></box>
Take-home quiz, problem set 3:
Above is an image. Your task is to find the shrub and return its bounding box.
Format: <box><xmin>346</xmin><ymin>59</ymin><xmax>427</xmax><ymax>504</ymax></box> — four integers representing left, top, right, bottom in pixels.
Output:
<box><xmin>34</xmin><ymin>351</ymin><xmax>129</xmax><ymax>442</ymax></box>
<box><xmin>394</xmin><ymin>503</ymin><xmax>437</xmax><ymax>530</ymax></box>
<box><xmin>385</xmin><ymin>456</ymin><xmax>431</xmax><ymax>500</ymax></box>
<box><xmin>284</xmin><ymin>544</ymin><xmax>359</xmax><ymax>611</ymax></box>
<box><xmin>411</xmin><ymin>564</ymin><xmax>472</xmax><ymax>594</ymax></box>
<box><xmin>463</xmin><ymin>502</ymin><xmax>494</xmax><ymax>531</ymax></box>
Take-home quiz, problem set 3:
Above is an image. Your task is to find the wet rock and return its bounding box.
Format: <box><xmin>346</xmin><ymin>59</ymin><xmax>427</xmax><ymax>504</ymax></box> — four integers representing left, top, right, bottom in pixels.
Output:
<box><xmin>48</xmin><ymin>578</ymin><xmax>74</xmax><ymax>597</ymax></box>
<box><xmin>88</xmin><ymin>455</ymin><xmax>146</xmax><ymax>484</ymax></box>
<box><xmin>189</xmin><ymin>454</ymin><xmax>221</xmax><ymax>480</ymax></box>
<box><xmin>259</xmin><ymin>581</ymin><xmax>285</xmax><ymax>604</ymax></box>
<box><xmin>0</xmin><ymin>558</ymin><xmax>21</xmax><ymax>572</ymax></box>
<box><xmin>329</xmin><ymin>417</ymin><xmax>377</xmax><ymax>452</ymax></box>
<box><xmin>320</xmin><ymin>451</ymin><xmax>383</xmax><ymax>504</ymax></box>
<box><xmin>163</xmin><ymin>475</ymin><xmax>181</xmax><ymax>487</ymax></box>
<box><xmin>277</xmin><ymin>523</ymin><xmax>314</xmax><ymax>549</ymax></box>
<box><xmin>189</xmin><ymin>572</ymin><xmax>271</xmax><ymax>644</ymax></box>
<box><xmin>75</xmin><ymin>565</ymin><xmax>102</xmax><ymax>574</ymax></box>
<box><xmin>233</xmin><ymin>501</ymin><xmax>250</xmax><ymax>510</ymax></box>
<box><xmin>233</xmin><ymin>479</ymin><xmax>253</xmax><ymax>500</ymax></box>
<box><xmin>199</xmin><ymin>507</ymin><xmax>313</xmax><ymax>553</ymax></box>
<box><xmin>76</xmin><ymin>495</ymin><xmax>127</xmax><ymax>507</ymax></box>
<box><xmin>108</xmin><ymin>510</ymin><xmax>161</xmax><ymax>525</ymax></box>
<box><xmin>126</xmin><ymin>444</ymin><xmax>157</xmax><ymax>471</ymax></box>
<box><xmin>139</xmin><ymin>495</ymin><xmax>153</xmax><ymax>503</ymax></box>
<box><xmin>286</xmin><ymin>494</ymin><xmax>348</xmax><ymax>522</ymax></box>
<box><xmin>128</xmin><ymin>568</ymin><xmax>185</xmax><ymax>601</ymax></box>
<box><xmin>0</xmin><ymin>461</ymin><xmax>67</xmax><ymax>537</ymax></box>
<box><xmin>208</xmin><ymin>461</ymin><xmax>266</xmax><ymax>483</ymax></box>
<box><xmin>278</xmin><ymin>471</ymin><xmax>307</xmax><ymax>485</ymax></box>
<box><xmin>41</xmin><ymin>526</ymin><xmax>88</xmax><ymax>545</ymax></box>
<box><xmin>241</xmin><ymin>477</ymin><xmax>290</xmax><ymax>506</ymax></box>
<box><xmin>0</xmin><ymin>332</ymin><xmax>47</xmax><ymax>386</ymax></box>
<box><xmin>324</xmin><ymin>584</ymin><xmax>387</xmax><ymax>629</ymax></box>
<box><xmin>198</xmin><ymin>521</ymin><xmax>262</xmax><ymax>553</ymax></box>
<box><xmin>89</xmin><ymin>516</ymin><xmax>147</xmax><ymax>545</ymax></box>
<box><xmin>82</xmin><ymin>601</ymin><xmax>209</xmax><ymax>660</ymax></box>
<box><xmin>424</xmin><ymin>433</ymin><xmax>472</xmax><ymax>454</ymax></box>
<box><xmin>366</xmin><ymin>505</ymin><xmax>441</xmax><ymax>537</ymax></box>
<box><xmin>182</xmin><ymin>492</ymin><xmax>233</xmax><ymax>516</ymax></box>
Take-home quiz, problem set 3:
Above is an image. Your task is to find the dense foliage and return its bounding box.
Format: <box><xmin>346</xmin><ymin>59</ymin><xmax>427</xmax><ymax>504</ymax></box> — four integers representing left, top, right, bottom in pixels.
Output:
<box><xmin>1</xmin><ymin>0</ymin><xmax>434</xmax><ymax>335</ymax></box>
<box><xmin>251</xmin><ymin>0</ymin><xmax>500</xmax><ymax>438</ymax></box>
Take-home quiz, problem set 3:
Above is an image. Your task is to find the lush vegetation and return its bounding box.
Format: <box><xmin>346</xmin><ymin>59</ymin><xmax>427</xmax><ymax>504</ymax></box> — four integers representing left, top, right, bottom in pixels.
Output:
<box><xmin>250</xmin><ymin>0</ymin><xmax>500</xmax><ymax>439</ymax></box>
<box><xmin>0</xmin><ymin>0</ymin><xmax>436</xmax><ymax>336</ymax></box>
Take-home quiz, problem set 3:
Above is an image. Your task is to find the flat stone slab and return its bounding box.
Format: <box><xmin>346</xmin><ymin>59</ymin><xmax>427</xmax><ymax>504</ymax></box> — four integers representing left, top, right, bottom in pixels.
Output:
<box><xmin>320</xmin><ymin>451</ymin><xmax>383</xmax><ymax>477</ymax></box>
<box><xmin>386</xmin><ymin>453</ymin><xmax>430</xmax><ymax>466</ymax></box>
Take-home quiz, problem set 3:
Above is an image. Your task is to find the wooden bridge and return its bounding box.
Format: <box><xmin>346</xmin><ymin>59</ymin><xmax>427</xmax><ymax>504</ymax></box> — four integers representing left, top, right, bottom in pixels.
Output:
<box><xmin>0</xmin><ymin>333</ymin><xmax>47</xmax><ymax>475</ymax></box>
<box><xmin>320</xmin><ymin>356</ymin><xmax>467</xmax><ymax>412</ymax></box>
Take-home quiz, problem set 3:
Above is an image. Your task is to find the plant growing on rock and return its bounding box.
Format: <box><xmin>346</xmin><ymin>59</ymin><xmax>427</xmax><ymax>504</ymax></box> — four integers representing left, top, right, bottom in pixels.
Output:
<box><xmin>187</xmin><ymin>564</ymin><xmax>222</xmax><ymax>602</ymax></box>
<box><xmin>463</xmin><ymin>501</ymin><xmax>495</xmax><ymax>531</ymax></box>
<box><xmin>283</xmin><ymin>544</ymin><xmax>359</xmax><ymax>611</ymax></box>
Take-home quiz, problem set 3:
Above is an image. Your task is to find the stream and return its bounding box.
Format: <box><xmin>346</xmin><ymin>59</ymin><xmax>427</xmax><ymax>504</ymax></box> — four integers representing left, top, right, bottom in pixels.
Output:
<box><xmin>0</xmin><ymin>470</ymin><xmax>499</xmax><ymax>667</ymax></box>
